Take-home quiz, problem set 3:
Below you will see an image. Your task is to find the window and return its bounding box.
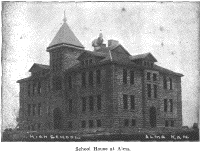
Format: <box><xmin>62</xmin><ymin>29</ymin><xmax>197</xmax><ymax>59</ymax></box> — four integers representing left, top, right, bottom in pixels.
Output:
<box><xmin>47</xmin><ymin>80</ymin><xmax>51</xmax><ymax>92</ymax></box>
<box><xmin>169</xmin><ymin>78</ymin><xmax>173</xmax><ymax>90</ymax></box>
<box><xmin>42</xmin><ymin>70</ymin><xmax>45</xmax><ymax>76</ymax></box>
<box><xmin>52</xmin><ymin>52</ymin><xmax>61</xmax><ymax>72</ymax></box>
<box><xmin>147</xmin><ymin>72</ymin><xmax>151</xmax><ymax>80</ymax></box>
<box><xmin>28</xmin><ymin>104</ymin><xmax>31</xmax><ymax>116</ymax></box>
<box><xmin>68</xmin><ymin>121</ymin><xmax>73</xmax><ymax>129</ymax></box>
<box><xmin>38</xmin><ymin>103</ymin><xmax>41</xmax><ymax>116</ymax></box>
<box><xmin>151</xmin><ymin>63</ymin><xmax>153</xmax><ymax>67</ymax></box>
<box><xmin>165</xmin><ymin>120</ymin><xmax>174</xmax><ymax>127</ymax></box>
<box><xmin>163</xmin><ymin>76</ymin><xmax>167</xmax><ymax>89</ymax></box>
<box><xmin>81</xmin><ymin>61</ymin><xmax>85</xmax><ymax>66</ymax></box>
<box><xmin>89</xmin><ymin>96</ymin><xmax>94</xmax><ymax>111</ymax></box>
<box><xmin>97</xmin><ymin>119</ymin><xmax>102</xmax><ymax>127</ymax></box>
<box><xmin>169</xmin><ymin>99</ymin><xmax>173</xmax><ymax>112</ymax></box>
<box><xmin>28</xmin><ymin>125</ymin><xmax>30</xmax><ymax>131</ymax></box>
<box><xmin>131</xmin><ymin>119</ymin><xmax>136</xmax><ymax>126</ymax></box>
<box><xmin>68</xmin><ymin>76</ymin><xmax>72</xmax><ymax>89</ymax></box>
<box><xmin>28</xmin><ymin>84</ymin><xmax>31</xmax><ymax>96</ymax></box>
<box><xmin>147</xmin><ymin>84</ymin><xmax>151</xmax><ymax>98</ymax></box>
<box><xmin>123</xmin><ymin>94</ymin><xmax>128</xmax><ymax>109</ymax></box>
<box><xmin>31</xmin><ymin>124</ymin><xmax>35</xmax><ymax>131</ymax></box>
<box><xmin>97</xmin><ymin>95</ymin><xmax>102</xmax><ymax>110</ymax></box>
<box><xmin>69</xmin><ymin>99</ymin><xmax>72</xmax><ymax>113</ymax></box>
<box><xmin>89</xmin><ymin>59</ymin><xmax>93</xmax><ymax>64</ymax></box>
<box><xmin>123</xmin><ymin>69</ymin><xmax>127</xmax><ymax>84</ymax></box>
<box><xmin>47</xmin><ymin>106</ymin><xmax>50</xmax><ymax>116</ymax></box>
<box><xmin>165</xmin><ymin>120</ymin><xmax>169</xmax><ymax>127</ymax></box>
<box><xmin>33</xmin><ymin>104</ymin><xmax>36</xmax><ymax>116</ymax></box>
<box><xmin>33</xmin><ymin>83</ymin><xmax>36</xmax><ymax>95</ymax></box>
<box><xmin>38</xmin><ymin>123</ymin><xmax>41</xmax><ymax>130</ymax></box>
<box><xmin>81</xmin><ymin>72</ymin><xmax>86</xmax><ymax>87</ymax></box>
<box><xmin>53</xmin><ymin>76</ymin><xmax>62</xmax><ymax>91</ymax></box>
<box><xmin>89</xmin><ymin>71</ymin><xmax>93</xmax><ymax>86</ymax></box>
<box><xmin>130</xmin><ymin>95</ymin><xmax>135</xmax><ymax>110</ymax></box>
<box><xmin>82</xmin><ymin>97</ymin><xmax>86</xmax><ymax>112</ymax></box>
<box><xmin>124</xmin><ymin>119</ymin><xmax>129</xmax><ymax>127</ymax></box>
<box><xmin>85</xmin><ymin>60</ymin><xmax>89</xmax><ymax>66</ymax></box>
<box><xmin>154</xmin><ymin>85</ymin><xmax>157</xmax><ymax>98</ymax></box>
<box><xmin>37</xmin><ymin>82</ymin><xmax>41</xmax><ymax>94</ymax></box>
<box><xmin>89</xmin><ymin>120</ymin><xmax>94</xmax><ymax>128</ymax></box>
<box><xmin>130</xmin><ymin>70</ymin><xmax>134</xmax><ymax>84</ymax></box>
<box><xmin>96</xmin><ymin>70</ymin><xmax>101</xmax><ymax>85</ymax></box>
<box><xmin>81</xmin><ymin>121</ymin><xmax>86</xmax><ymax>128</ymax></box>
<box><xmin>153</xmin><ymin>73</ymin><xmax>157</xmax><ymax>81</ymax></box>
<box><xmin>164</xmin><ymin>99</ymin><xmax>167</xmax><ymax>112</ymax></box>
<box><xmin>171</xmin><ymin>121</ymin><xmax>174</xmax><ymax>127</ymax></box>
<box><xmin>144</xmin><ymin>61</ymin><xmax>147</xmax><ymax>66</ymax></box>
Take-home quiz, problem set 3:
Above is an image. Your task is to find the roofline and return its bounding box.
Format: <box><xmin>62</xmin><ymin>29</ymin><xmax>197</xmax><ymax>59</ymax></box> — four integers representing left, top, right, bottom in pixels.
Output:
<box><xmin>17</xmin><ymin>73</ymin><xmax>50</xmax><ymax>83</ymax></box>
<box><xmin>17</xmin><ymin>77</ymin><xmax>31</xmax><ymax>83</ymax></box>
<box><xmin>29</xmin><ymin>63</ymin><xmax>50</xmax><ymax>72</ymax></box>
<box><xmin>159</xmin><ymin>71</ymin><xmax>184</xmax><ymax>77</ymax></box>
<box><xmin>65</xmin><ymin>61</ymin><xmax>183</xmax><ymax>77</ymax></box>
<box><xmin>77</xmin><ymin>50</ymin><xmax>107</xmax><ymax>60</ymax></box>
<box><xmin>17</xmin><ymin>62</ymin><xmax>183</xmax><ymax>84</ymax></box>
<box><xmin>47</xmin><ymin>43</ymin><xmax>84</xmax><ymax>52</ymax></box>
<box><xmin>111</xmin><ymin>44</ymin><xmax>131</xmax><ymax>56</ymax></box>
<box><xmin>130</xmin><ymin>52</ymin><xmax>158</xmax><ymax>62</ymax></box>
<box><xmin>148</xmin><ymin>52</ymin><xmax>158</xmax><ymax>62</ymax></box>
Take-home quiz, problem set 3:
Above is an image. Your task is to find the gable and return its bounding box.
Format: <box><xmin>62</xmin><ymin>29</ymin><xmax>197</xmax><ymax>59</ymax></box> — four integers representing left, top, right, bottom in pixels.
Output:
<box><xmin>130</xmin><ymin>53</ymin><xmax>157</xmax><ymax>62</ymax></box>
<box><xmin>111</xmin><ymin>45</ymin><xmax>131</xmax><ymax>56</ymax></box>
<box><xmin>29</xmin><ymin>64</ymin><xmax>49</xmax><ymax>72</ymax></box>
<box><xmin>145</xmin><ymin>53</ymin><xmax>157</xmax><ymax>62</ymax></box>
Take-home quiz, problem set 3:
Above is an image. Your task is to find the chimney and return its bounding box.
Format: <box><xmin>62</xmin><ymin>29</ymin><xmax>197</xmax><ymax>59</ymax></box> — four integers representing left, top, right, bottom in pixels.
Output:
<box><xmin>108</xmin><ymin>40</ymin><xmax>119</xmax><ymax>47</ymax></box>
<box><xmin>100</xmin><ymin>44</ymin><xmax>106</xmax><ymax>48</ymax></box>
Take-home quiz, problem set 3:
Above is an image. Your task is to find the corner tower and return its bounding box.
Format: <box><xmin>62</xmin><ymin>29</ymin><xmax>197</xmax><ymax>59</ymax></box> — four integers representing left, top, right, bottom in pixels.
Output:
<box><xmin>47</xmin><ymin>12</ymin><xmax>85</xmax><ymax>91</ymax></box>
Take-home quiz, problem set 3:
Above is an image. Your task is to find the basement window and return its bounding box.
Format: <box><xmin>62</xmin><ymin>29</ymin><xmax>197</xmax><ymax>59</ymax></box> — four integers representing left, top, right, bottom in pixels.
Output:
<box><xmin>89</xmin><ymin>120</ymin><xmax>94</xmax><ymax>128</ymax></box>
<box><xmin>81</xmin><ymin>121</ymin><xmax>86</xmax><ymax>128</ymax></box>
<box><xmin>124</xmin><ymin>119</ymin><xmax>129</xmax><ymax>127</ymax></box>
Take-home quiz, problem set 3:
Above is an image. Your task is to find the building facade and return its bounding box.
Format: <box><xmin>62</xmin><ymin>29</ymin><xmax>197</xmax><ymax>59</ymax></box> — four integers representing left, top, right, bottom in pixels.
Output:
<box><xmin>17</xmin><ymin>15</ymin><xmax>183</xmax><ymax>133</ymax></box>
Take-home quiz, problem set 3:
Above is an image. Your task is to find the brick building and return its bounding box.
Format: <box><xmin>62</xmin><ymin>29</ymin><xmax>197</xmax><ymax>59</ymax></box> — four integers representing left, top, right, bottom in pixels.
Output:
<box><xmin>17</xmin><ymin>15</ymin><xmax>183</xmax><ymax>133</ymax></box>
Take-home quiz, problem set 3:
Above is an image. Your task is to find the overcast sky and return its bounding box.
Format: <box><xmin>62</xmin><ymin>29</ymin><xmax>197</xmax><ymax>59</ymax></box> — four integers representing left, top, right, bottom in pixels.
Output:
<box><xmin>2</xmin><ymin>2</ymin><xmax>199</xmax><ymax>129</ymax></box>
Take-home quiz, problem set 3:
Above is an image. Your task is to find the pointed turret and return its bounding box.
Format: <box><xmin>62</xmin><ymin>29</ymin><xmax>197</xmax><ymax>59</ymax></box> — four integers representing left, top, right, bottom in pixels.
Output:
<box><xmin>47</xmin><ymin>12</ymin><xmax>84</xmax><ymax>51</ymax></box>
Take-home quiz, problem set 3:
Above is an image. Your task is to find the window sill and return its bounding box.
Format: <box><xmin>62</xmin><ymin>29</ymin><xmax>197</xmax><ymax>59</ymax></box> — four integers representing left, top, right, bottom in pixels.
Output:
<box><xmin>163</xmin><ymin>89</ymin><xmax>173</xmax><ymax>91</ymax></box>
<box><xmin>147</xmin><ymin>97</ymin><xmax>159</xmax><ymax>100</ymax></box>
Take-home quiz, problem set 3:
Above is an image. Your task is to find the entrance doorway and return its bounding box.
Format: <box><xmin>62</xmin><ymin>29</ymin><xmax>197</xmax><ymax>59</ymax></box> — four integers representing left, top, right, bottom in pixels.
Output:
<box><xmin>149</xmin><ymin>107</ymin><xmax>157</xmax><ymax>128</ymax></box>
<box><xmin>53</xmin><ymin>108</ymin><xmax>62</xmax><ymax>130</ymax></box>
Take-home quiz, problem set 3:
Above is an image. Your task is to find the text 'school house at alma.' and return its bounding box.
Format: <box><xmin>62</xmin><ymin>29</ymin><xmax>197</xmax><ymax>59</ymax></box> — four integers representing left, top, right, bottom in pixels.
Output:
<box><xmin>17</xmin><ymin>13</ymin><xmax>183</xmax><ymax>133</ymax></box>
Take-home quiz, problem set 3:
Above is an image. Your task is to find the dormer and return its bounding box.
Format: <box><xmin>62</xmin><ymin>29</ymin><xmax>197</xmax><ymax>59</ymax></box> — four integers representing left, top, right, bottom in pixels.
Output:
<box><xmin>130</xmin><ymin>52</ymin><xmax>157</xmax><ymax>68</ymax></box>
<box><xmin>29</xmin><ymin>63</ymin><xmax>50</xmax><ymax>77</ymax></box>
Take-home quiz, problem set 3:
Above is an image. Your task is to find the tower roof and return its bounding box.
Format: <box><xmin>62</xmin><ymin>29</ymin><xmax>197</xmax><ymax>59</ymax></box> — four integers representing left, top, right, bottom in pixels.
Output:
<box><xmin>47</xmin><ymin>13</ymin><xmax>84</xmax><ymax>50</ymax></box>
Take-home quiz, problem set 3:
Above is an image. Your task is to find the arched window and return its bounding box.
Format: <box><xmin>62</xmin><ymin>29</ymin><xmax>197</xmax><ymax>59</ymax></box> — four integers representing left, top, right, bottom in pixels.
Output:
<box><xmin>52</xmin><ymin>76</ymin><xmax>62</xmax><ymax>91</ymax></box>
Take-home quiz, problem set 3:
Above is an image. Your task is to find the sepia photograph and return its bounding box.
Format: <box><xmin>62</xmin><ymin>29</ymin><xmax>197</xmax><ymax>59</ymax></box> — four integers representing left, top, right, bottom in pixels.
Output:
<box><xmin>1</xmin><ymin>1</ymin><xmax>199</xmax><ymax>143</ymax></box>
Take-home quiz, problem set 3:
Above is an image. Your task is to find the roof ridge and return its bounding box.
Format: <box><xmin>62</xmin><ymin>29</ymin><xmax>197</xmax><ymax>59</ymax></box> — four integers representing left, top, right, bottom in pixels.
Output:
<box><xmin>34</xmin><ymin>63</ymin><xmax>49</xmax><ymax>66</ymax></box>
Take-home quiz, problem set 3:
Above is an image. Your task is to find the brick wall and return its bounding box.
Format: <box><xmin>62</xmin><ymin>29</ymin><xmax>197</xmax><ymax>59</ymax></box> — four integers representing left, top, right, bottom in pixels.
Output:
<box><xmin>159</xmin><ymin>73</ymin><xmax>182</xmax><ymax>127</ymax></box>
<box><xmin>112</xmin><ymin>65</ymin><xmax>143</xmax><ymax>131</ymax></box>
<box><xmin>63</xmin><ymin>64</ymin><xmax>114</xmax><ymax>131</ymax></box>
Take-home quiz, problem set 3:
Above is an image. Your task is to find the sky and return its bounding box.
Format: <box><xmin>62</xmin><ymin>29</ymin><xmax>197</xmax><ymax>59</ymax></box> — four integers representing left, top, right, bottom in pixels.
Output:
<box><xmin>1</xmin><ymin>2</ymin><xmax>199</xmax><ymax>129</ymax></box>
